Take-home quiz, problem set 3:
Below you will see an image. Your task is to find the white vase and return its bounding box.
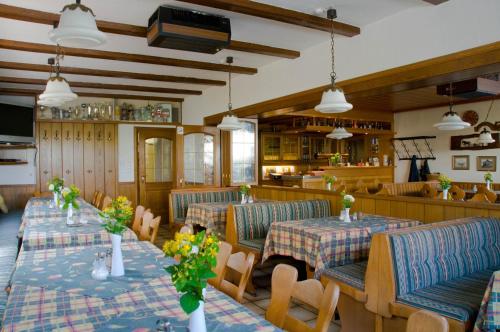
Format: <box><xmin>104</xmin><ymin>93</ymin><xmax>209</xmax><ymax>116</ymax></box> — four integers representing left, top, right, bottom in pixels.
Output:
<box><xmin>339</xmin><ymin>209</ymin><xmax>345</xmax><ymax>221</ymax></box>
<box><xmin>241</xmin><ymin>194</ymin><xmax>247</xmax><ymax>204</ymax></box>
<box><xmin>442</xmin><ymin>188</ymin><xmax>449</xmax><ymax>200</ymax></box>
<box><xmin>189</xmin><ymin>289</ymin><xmax>207</xmax><ymax>332</ymax></box>
<box><xmin>326</xmin><ymin>183</ymin><xmax>332</xmax><ymax>191</ymax></box>
<box><xmin>110</xmin><ymin>234</ymin><xmax>125</xmax><ymax>277</ymax></box>
<box><xmin>53</xmin><ymin>192</ymin><xmax>58</xmax><ymax>208</ymax></box>
<box><xmin>486</xmin><ymin>180</ymin><xmax>491</xmax><ymax>190</ymax></box>
<box><xmin>66</xmin><ymin>205</ymin><xmax>74</xmax><ymax>225</ymax></box>
<box><xmin>344</xmin><ymin>208</ymin><xmax>351</xmax><ymax>223</ymax></box>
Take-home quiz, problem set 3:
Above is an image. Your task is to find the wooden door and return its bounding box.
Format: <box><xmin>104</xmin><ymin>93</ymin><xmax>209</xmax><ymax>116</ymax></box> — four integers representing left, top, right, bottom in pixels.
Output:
<box><xmin>137</xmin><ymin>127</ymin><xmax>177</xmax><ymax>222</ymax></box>
<box><xmin>83</xmin><ymin>124</ymin><xmax>95</xmax><ymax>202</ymax></box>
<box><xmin>73</xmin><ymin>123</ymin><xmax>85</xmax><ymax>193</ymax></box>
<box><xmin>38</xmin><ymin>122</ymin><xmax>52</xmax><ymax>190</ymax></box>
<box><xmin>179</xmin><ymin>125</ymin><xmax>220</xmax><ymax>188</ymax></box>
<box><xmin>61</xmin><ymin>123</ymin><xmax>74</xmax><ymax>185</ymax></box>
<box><xmin>51</xmin><ymin>123</ymin><xmax>62</xmax><ymax>179</ymax></box>
<box><xmin>104</xmin><ymin>124</ymin><xmax>116</xmax><ymax>197</ymax></box>
<box><xmin>94</xmin><ymin>124</ymin><xmax>105</xmax><ymax>194</ymax></box>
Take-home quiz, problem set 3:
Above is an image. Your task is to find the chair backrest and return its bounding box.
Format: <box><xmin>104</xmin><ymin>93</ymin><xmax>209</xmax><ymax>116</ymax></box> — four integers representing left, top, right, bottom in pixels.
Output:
<box><xmin>266</xmin><ymin>264</ymin><xmax>340</xmax><ymax>332</ymax></box>
<box><xmin>100</xmin><ymin>195</ymin><xmax>113</xmax><ymax>210</ymax></box>
<box><xmin>132</xmin><ymin>205</ymin><xmax>146</xmax><ymax>234</ymax></box>
<box><xmin>140</xmin><ymin>212</ymin><xmax>161</xmax><ymax>243</ymax></box>
<box><xmin>477</xmin><ymin>185</ymin><xmax>497</xmax><ymax>203</ymax></box>
<box><xmin>219</xmin><ymin>251</ymin><xmax>255</xmax><ymax>303</ymax></box>
<box><xmin>406</xmin><ymin>310</ymin><xmax>449</xmax><ymax>332</ymax></box>
<box><xmin>92</xmin><ymin>191</ymin><xmax>103</xmax><ymax>207</ymax></box>
<box><xmin>468</xmin><ymin>193</ymin><xmax>490</xmax><ymax>203</ymax></box>
<box><xmin>421</xmin><ymin>183</ymin><xmax>438</xmax><ymax>198</ymax></box>
<box><xmin>449</xmin><ymin>185</ymin><xmax>465</xmax><ymax>201</ymax></box>
<box><xmin>375</xmin><ymin>187</ymin><xmax>391</xmax><ymax>196</ymax></box>
<box><xmin>333</xmin><ymin>184</ymin><xmax>346</xmax><ymax>194</ymax></box>
<box><xmin>355</xmin><ymin>186</ymin><xmax>369</xmax><ymax>194</ymax></box>
<box><xmin>208</xmin><ymin>241</ymin><xmax>232</xmax><ymax>289</ymax></box>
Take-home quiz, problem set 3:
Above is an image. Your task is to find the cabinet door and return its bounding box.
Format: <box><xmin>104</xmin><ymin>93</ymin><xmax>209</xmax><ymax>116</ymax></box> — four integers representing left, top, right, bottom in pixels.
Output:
<box><xmin>229</xmin><ymin>119</ymin><xmax>258</xmax><ymax>186</ymax></box>
<box><xmin>73</xmin><ymin>123</ymin><xmax>85</xmax><ymax>194</ymax></box>
<box><xmin>83</xmin><ymin>124</ymin><xmax>95</xmax><ymax>202</ymax></box>
<box><xmin>61</xmin><ymin>123</ymin><xmax>74</xmax><ymax>185</ymax></box>
<box><xmin>104</xmin><ymin>124</ymin><xmax>116</xmax><ymax>197</ymax></box>
<box><xmin>261</xmin><ymin>134</ymin><xmax>281</xmax><ymax>162</ymax></box>
<box><xmin>38</xmin><ymin>122</ymin><xmax>52</xmax><ymax>190</ymax></box>
<box><xmin>94</xmin><ymin>124</ymin><xmax>105</xmax><ymax>194</ymax></box>
<box><xmin>51</xmin><ymin>123</ymin><xmax>62</xmax><ymax>179</ymax></box>
<box><xmin>282</xmin><ymin>135</ymin><xmax>300</xmax><ymax>161</ymax></box>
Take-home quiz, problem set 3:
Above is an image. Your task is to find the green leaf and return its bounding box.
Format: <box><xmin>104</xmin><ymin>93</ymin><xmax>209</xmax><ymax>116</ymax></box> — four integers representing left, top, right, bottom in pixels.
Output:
<box><xmin>180</xmin><ymin>292</ymin><xmax>200</xmax><ymax>314</ymax></box>
<box><xmin>200</xmin><ymin>270</ymin><xmax>217</xmax><ymax>279</ymax></box>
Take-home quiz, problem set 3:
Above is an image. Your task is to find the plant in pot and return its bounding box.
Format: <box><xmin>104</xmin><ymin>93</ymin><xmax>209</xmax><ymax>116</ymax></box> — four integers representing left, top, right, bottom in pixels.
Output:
<box><xmin>163</xmin><ymin>231</ymin><xmax>219</xmax><ymax>332</ymax></box>
<box><xmin>341</xmin><ymin>192</ymin><xmax>355</xmax><ymax>223</ymax></box>
<box><xmin>48</xmin><ymin>177</ymin><xmax>64</xmax><ymax>208</ymax></box>
<box><xmin>61</xmin><ymin>185</ymin><xmax>80</xmax><ymax>225</ymax></box>
<box><xmin>323</xmin><ymin>175</ymin><xmax>337</xmax><ymax>191</ymax></box>
<box><xmin>438</xmin><ymin>175</ymin><xmax>452</xmax><ymax>200</ymax></box>
<box><xmin>329</xmin><ymin>152</ymin><xmax>341</xmax><ymax>166</ymax></box>
<box><xmin>485</xmin><ymin>172</ymin><xmax>493</xmax><ymax>190</ymax></box>
<box><xmin>239</xmin><ymin>184</ymin><xmax>251</xmax><ymax>204</ymax></box>
<box><xmin>99</xmin><ymin>196</ymin><xmax>133</xmax><ymax>277</ymax></box>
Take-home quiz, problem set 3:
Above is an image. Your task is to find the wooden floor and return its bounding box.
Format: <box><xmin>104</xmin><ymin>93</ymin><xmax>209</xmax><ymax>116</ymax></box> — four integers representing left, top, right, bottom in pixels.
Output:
<box><xmin>0</xmin><ymin>210</ymin><xmax>22</xmax><ymax>327</ymax></box>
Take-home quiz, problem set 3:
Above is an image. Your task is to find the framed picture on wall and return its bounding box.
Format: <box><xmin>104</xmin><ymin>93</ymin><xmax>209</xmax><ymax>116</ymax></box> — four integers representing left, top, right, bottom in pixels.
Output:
<box><xmin>452</xmin><ymin>155</ymin><xmax>469</xmax><ymax>170</ymax></box>
<box><xmin>477</xmin><ymin>156</ymin><xmax>497</xmax><ymax>172</ymax></box>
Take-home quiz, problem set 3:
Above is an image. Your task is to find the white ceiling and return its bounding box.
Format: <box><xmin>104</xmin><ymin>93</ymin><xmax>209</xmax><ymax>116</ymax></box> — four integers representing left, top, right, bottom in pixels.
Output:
<box><xmin>0</xmin><ymin>0</ymin><xmax>428</xmax><ymax>101</ymax></box>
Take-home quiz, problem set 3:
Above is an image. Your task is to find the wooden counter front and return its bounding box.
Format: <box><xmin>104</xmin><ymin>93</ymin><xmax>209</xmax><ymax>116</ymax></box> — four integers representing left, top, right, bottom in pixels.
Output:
<box><xmin>322</xmin><ymin>166</ymin><xmax>393</xmax><ymax>191</ymax></box>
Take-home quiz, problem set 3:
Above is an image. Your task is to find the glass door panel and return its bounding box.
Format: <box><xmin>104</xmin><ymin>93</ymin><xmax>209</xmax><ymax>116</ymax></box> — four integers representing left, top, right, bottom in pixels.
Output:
<box><xmin>282</xmin><ymin>136</ymin><xmax>299</xmax><ymax>161</ymax></box>
<box><xmin>183</xmin><ymin>133</ymin><xmax>215</xmax><ymax>186</ymax></box>
<box><xmin>231</xmin><ymin>120</ymin><xmax>257</xmax><ymax>185</ymax></box>
<box><xmin>262</xmin><ymin>134</ymin><xmax>281</xmax><ymax>161</ymax></box>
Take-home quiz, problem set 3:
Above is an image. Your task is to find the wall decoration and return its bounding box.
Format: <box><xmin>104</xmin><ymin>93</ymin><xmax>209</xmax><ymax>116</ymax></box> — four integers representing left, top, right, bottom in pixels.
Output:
<box><xmin>462</xmin><ymin>110</ymin><xmax>479</xmax><ymax>126</ymax></box>
<box><xmin>452</xmin><ymin>155</ymin><xmax>469</xmax><ymax>170</ymax></box>
<box><xmin>450</xmin><ymin>133</ymin><xmax>500</xmax><ymax>150</ymax></box>
<box><xmin>477</xmin><ymin>156</ymin><xmax>497</xmax><ymax>172</ymax></box>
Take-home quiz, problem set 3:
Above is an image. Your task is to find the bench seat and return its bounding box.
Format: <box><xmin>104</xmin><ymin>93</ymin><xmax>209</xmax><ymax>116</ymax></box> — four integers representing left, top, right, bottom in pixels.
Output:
<box><xmin>239</xmin><ymin>238</ymin><xmax>266</xmax><ymax>252</ymax></box>
<box><xmin>322</xmin><ymin>261</ymin><xmax>368</xmax><ymax>291</ymax></box>
<box><xmin>396</xmin><ymin>267</ymin><xmax>497</xmax><ymax>322</ymax></box>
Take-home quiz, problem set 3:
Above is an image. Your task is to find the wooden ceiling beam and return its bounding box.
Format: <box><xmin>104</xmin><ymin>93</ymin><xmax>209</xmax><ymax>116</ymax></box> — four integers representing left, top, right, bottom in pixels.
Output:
<box><xmin>0</xmin><ymin>87</ymin><xmax>184</xmax><ymax>102</ymax></box>
<box><xmin>0</xmin><ymin>61</ymin><xmax>225</xmax><ymax>86</ymax></box>
<box><xmin>0</xmin><ymin>4</ymin><xmax>300</xmax><ymax>59</ymax></box>
<box><xmin>0</xmin><ymin>39</ymin><xmax>257</xmax><ymax>75</ymax></box>
<box><xmin>0</xmin><ymin>76</ymin><xmax>202</xmax><ymax>95</ymax></box>
<box><xmin>176</xmin><ymin>0</ymin><xmax>360</xmax><ymax>36</ymax></box>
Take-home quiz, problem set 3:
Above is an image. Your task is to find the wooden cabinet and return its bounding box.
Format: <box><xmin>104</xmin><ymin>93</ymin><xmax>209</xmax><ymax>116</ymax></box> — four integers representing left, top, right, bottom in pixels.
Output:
<box><xmin>282</xmin><ymin>136</ymin><xmax>300</xmax><ymax>161</ymax></box>
<box><xmin>37</xmin><ymin>121</ymin><xmax>117</xmax><ymax>201</ymax></box>
<box><xmin>261</xmin><ymin>134</ymin><xmax>281</xmax><ymax>162</ymax></box>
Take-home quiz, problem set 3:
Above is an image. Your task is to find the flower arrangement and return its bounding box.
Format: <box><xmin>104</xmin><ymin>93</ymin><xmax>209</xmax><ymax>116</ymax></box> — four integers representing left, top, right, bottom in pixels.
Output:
<box><xmin>99</xmin><ymin>196</ymin><xmax>133</xmax><ymax>235</ymax></box>
<box><xmin>485</xmin><ymin>172</ymin><xmax>493</xmax><ymax>183</ymax></box>
<box><xmin>239</xmin><ymin>184</ymin><xmax>251</xmax><ymax>196</ymax></box>
<box><xmin>323</xmin><ymin>175</ymin><xmax>337</xmax><ymax>185</ymax></box>
<box><xmin>438</xmin><ymin>175</ymin><xmax>452</xmax><ymax>190</ymax></box>
<box><xmin>341</xmin><ymin>192</ymin><xmax>355</xmax><ymax>209</ymax></box>
<box><xmin>163</xmin><ymin>231</ymin><xmax>219</xmax><ymax>314</ymax></box>
<box><xmin>48</xmin><ymin>177</ymin><xmax>64</xmax><ymax>194</ymax></box>
<box><xmin>330</xmin><ymin>152</ymin><xmax>341</xmax><ymax>166</ymax></box>
<box><xmin>61</xmin><ymin>185</ymin><xmax>80</xmax><ymax>210</ymax></box>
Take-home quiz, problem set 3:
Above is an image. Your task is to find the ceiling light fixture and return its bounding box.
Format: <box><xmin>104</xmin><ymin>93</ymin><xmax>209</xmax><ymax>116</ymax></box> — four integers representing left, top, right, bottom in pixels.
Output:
<box><xmin>433</xmin><ymin>82</ymin><xmax>470</xmax><ymax>131</ymax></box>
<box><xmin>49</xmin><ymin>0</ymin><xmax>106</xmax><ymax>48</ymax></box>
<box><xmin>217</xmin><ymin>56</ymin><xmax>242</xmax><ymax>131</ymax></box>
<box><xmin>315</xmin><ymin>8</ymin><xmax>352</xmax><ymax>114</ymax></box>
<box><xmin>38</xmin><ymin>46</ymin><xmax>78</xmax><ymax>107</ymax></box>
<box><xmin>326</xmin><ymin>125</ymin><xmax>353</xmax><ymax>140</ymax></box>
<box><xmin>477</xmin><ymin>99</ymin><xmax>496</xmax><ymax>145</ymax></box>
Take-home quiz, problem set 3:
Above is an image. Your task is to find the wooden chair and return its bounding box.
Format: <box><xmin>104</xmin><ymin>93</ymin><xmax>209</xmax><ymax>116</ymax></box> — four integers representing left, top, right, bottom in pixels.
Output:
<box><xmin>139</xmin><ymin>212</ymin><xmax>161</xmax><ymax>244</ymax></box>
<box><xmin>421</xmin><ymin>183</ymin><xmax>438</xmax><ymax>198</ymax></box>
<box><xmin>406</xmin><ymin>310</ymin><xmax>449</xmax><ymax>332</ymax></box>
<box><xmin>375</xmin><ymin>187</ymin><xmax>390</xmax><ymax>196</ymax></box>
<box><xmin>449</xmin><ymin>185</ymin><xmax>465</xmax><ymax>201</ymax></box>
<box><xmin>208</xmin><ymin>241</ymin><xmax>232</xmax><ymax>289</ymax></box>
<box><xmin>219</xmin><ymin>251</ymin><xmax>255</xmax><ymax>303</ymax></box>
<box><xmin>477</xmin><ymin>185</ymin><xmax>497</xmax><ymax>203</ymax></box>
<box><xmin>333</xmin><ymin>184</ymin><xmax>346</xmax><ymax>194</ymax></box>
<box><xmin>91</xmin><ymin>191</ymin><xmax>103</xmax><ymax>207</ymax></box>
<box><xmin>132</xmin><ymin>205</ymin><xmax>147</xmax><ymax>234</ymax></box>
<box><xmin>468</xmin><ymin>193</ymin><xmax>491</xmax><ymax>203</ymax></box>
<box><xmin>100</xmin><ymin>195</ymin><xmax>113</xmax><ymax>210</ymax></box>
<box><xmin>355</xmin><ymin>186</ymin><xmax>369</xmax><ymax>194</ymax></box>
<box><xmin>266</xmin><ymin>264</ymin><xmax>340</xmax><ymax>332</ymax></box>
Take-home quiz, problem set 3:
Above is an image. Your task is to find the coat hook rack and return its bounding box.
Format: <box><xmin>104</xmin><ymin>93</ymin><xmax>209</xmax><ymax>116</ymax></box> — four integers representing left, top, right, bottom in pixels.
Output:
<box><xmin>391</xmin><ymin>136</ymin><xmax>437</xmax><ymax>160</ymax></box>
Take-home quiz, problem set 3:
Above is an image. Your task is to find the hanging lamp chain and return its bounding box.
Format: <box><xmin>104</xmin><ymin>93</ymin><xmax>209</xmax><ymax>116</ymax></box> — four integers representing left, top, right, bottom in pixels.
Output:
<box><xmin>54</xmin><ymin>44</ymin><xmax>64</xmax><ymax>78</ymax></box>
<box><xmin>227</xmin><ymin>56</ymin><xmax>233</xmax><ymax>115</ymax></box>
<box><xmin>445</xmin><ymin>82</ymin><xmax>455</xmax><ymax>115</ymax></box>
<box><xmin>327</xmin><ymin>8</ymin><xmax>337</xmax><ymax>88</ymax></box>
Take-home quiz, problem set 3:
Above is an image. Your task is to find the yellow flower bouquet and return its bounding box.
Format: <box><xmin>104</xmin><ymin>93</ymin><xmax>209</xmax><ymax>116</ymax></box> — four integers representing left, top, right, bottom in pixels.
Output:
<box><xmin>99</xmin><ymin>196</ymin><xmax>133</xmax><ymax>235</ymax></box>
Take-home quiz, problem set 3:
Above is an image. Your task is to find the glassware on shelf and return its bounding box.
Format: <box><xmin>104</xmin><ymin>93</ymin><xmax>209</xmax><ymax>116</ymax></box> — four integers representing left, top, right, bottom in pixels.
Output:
<box><xmin>107</xmin><ymin>104</ymin><xmax>114</xmax><ymax>120</ymax></box>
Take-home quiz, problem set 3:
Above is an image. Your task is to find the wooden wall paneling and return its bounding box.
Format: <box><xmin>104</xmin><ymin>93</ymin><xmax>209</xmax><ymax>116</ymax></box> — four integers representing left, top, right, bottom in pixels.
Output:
<box><xmin>390</xmin><ymin>201</ymin><xmax>407</xmax><ymax>219</ymax></box>
<box><xmin>50</xmin><ymin>122</ymin><xmax>62</xmax><ymax>179</ymax></box>
<box><xmin>61</xmin><ymin>123</ymin><xmax>74</xmax><ymax>185</ymax></box>
<box><xmin>38</xmin><ymin>122</ymin><xmax>52</xmax><ymax>191</ymax></box>
<box><xmin>489</xmin><ymin>209</ymin><xmax>500</xmax><ymax>218</ymax></box>
<box><xmin>73</xmin><ymin>123</ymin><xmax>85</xmax><ymax>193</ymax></box>
<box><xmin>93</xmin><ymin>124</ymin><xmax>105</xmax><ymax>194</ymax></box>
<box><xmin>360</xmin><ymin>198</ymin><xmax>376</xmax><ymax>214</ymax></box>
<box><xmin>406</xmin><ymin>202</ymin><xmax>425</xmax><ymax>222</ymax></box>
<box><xmin>0</xmin><ymin>185</ymin><xmax>36</xmax><ymax>210</ymax></box>
<box><xmin>83</xmin><ymin>124</ymin><xmax>95</xmax><ymax>201</ymax></box>
<box><xmin>117</xmin><ymin>182</ymin><xmax>137</xmax><ymax>208</ymax></box>
<box><xmin>465</xmin><ymin>208</ymin><xmax>489</xmax><ymax>218</ymax></box>
<box><xmin>443</xmin><ymin>206</ymin><xmax>465</xmax><ymax>220</ymax></box>
<box><xmin>104</xmin><ymin>124</ymin><xmax>116</xmax><ymax>197</ymax></box>
<box><xmin>424</xmin><ymin>204</ymin><xmax>444</xmax><ymax>223</ymax></box>
<box><xmin>375</xmin><ymin>199</ymin><xmax>391</xmax><ymax>216</ymax></box>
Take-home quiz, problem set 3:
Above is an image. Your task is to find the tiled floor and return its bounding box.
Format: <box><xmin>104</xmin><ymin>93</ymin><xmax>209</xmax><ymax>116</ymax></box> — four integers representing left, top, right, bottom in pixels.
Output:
<box><xmin>154</xmin><ymin>225</ymin><xmax>342</xmax><ymax>331</ymax></box>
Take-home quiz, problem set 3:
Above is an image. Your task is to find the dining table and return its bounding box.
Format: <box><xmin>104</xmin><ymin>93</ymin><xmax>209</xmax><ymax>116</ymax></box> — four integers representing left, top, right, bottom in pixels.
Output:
<box><xmin>473</xmin><ymin>270</ymin><xmax>500</xmax><ymax>332</ymax></box>
<box><xmin>262</xmin><ymin>214</ymin><xmax>420</xmax><ymax>278</ymax></box>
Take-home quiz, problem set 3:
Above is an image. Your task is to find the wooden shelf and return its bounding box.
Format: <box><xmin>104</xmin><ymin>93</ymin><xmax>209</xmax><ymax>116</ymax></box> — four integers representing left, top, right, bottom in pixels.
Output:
<box><xmin>0</xmin><ymin>161</ymin><xmax>28</xmax><ymax>165</ymax></box>
<box><xmin>0</xmin><ymin>144</ymin><xmax>36</xmax><ymax>150</ymax></box>
<box><xmin>36</xmin><ymin>118</ymin><xmax>180</xmax><ymax>126</ymax></box>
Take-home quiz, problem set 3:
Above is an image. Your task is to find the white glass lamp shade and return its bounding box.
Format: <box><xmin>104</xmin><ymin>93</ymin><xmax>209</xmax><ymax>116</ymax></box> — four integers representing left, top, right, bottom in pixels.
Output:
<box><xmin>433</xmin><ymin>111</ymin><xmax>471</xmax><ymax>131</ymax></box>
<box><xmin>49</xmin><ymin>3</ymin><xmax>106</xmax><ymax>48</ymax></box>
<box><xmin>38</xmin><ymin>77</ymin><xmax>78</xmax><ymax>107</ymax></box>
<box><xmin>315</xmin><ymin>88</ymin><xmax>353</xmax><ymax>113</ymax></box>
<box><xmin>326</xmin><ymin>127</ymin><xmax>353</xmax><ymax>140</ymax></box>
<box><xmin>477</xmin><ymin>128</ymin><xmax>495</xmax><ymax>145</ymax></box>
<box><xmin>217</xmin><ymin>115</ymin><xmax>242</xmax><ymax>131</ymax></box>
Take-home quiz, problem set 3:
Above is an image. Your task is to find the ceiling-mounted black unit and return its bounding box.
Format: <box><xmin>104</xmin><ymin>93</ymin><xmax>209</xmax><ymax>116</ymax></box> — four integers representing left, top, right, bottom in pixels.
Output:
<box><xmin>147</xmin><ymin>6</ymin><xmax>231</xmax><ymax>54</ymax></box>
<box><xmin>437</xmin><ymin>77</ymin><xmax>500</xmax><ymax>99</ymax></box>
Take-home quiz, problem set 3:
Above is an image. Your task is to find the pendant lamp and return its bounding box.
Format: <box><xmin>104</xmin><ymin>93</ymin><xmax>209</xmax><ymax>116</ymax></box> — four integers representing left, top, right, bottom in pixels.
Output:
<box><xmin>218</xmin><ymin>57</ymin><xmax>242</xmax><ymax>131</ymax></box>
<box><xmin>315</xmin><ymin>8</ymin><xmax>352</xmax><ymax>114</ymax></box>
<box><xmin>49</xmin><ymin>0</ymin><xmax>106</xmax><ymax>48</ymax></box>
<box><xmin>433</xmin><ymin>83</ymin><xmax>470</xmax><ymax>131</ymax></box>
<box><xmin>38</xmin><ymin>50</ymin><xmax>78</xmax><ymax>107</ymax></box>
<box><xmin>476</xmin><ymin>99</ymin><xmax>496</xmax><ymax>145</ymax></box>
<box><xmin>326</xmin><ymin>126</ymin><xmax>353</xmax><ymax>140</ymax></box>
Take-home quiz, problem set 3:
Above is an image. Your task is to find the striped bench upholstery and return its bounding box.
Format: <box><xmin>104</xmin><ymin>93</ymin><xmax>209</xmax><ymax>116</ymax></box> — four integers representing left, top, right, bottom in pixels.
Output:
<box><xmin>233</xmin><ymin>200</ymin><xmax>331</xmax><ymax>252</ymax></box>
<box><xmin>389</xmin><ymin>217</ymin><xmax>500</xmax><ymax>322</ymax></box>
<box><xmin>322</xmin><ymin>260</ymin><xmax>368</xmax><ymax>291</ymax></box>
<box><xmin>170</xmin><ymin>189</ymin><xmax>240</xmax><ymax>224</ymax></box>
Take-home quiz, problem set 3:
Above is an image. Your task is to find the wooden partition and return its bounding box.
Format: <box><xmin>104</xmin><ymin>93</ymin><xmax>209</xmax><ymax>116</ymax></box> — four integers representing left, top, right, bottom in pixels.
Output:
<box><xmin>253</xmin><ymin>185</ymin><xmax>500</xmax><ymax>222</ymax></box>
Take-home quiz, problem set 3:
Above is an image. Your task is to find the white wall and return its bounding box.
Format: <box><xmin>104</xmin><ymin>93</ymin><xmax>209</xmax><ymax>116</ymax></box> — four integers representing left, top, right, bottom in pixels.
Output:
<box><xmin>394</xmin><ymin>100</ymin><xmax>500</xmax><ymax>183</ymax></box>
<box><xmin>182</xmin><ymin>0</ymin><xmax>500</xmax><ymax>125</ymax></box>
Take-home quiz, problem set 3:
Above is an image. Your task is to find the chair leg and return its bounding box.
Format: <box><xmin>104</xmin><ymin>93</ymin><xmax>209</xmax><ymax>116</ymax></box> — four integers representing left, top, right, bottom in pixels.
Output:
<box><xmin>245</xmin><ymin>262</ymin><xmax>257</xmax><ymax>296</ymax></box>
<box><xmin>306</xmin><ymin>264</ymin><xmax>315</xmax><ymax>279</ymax></box>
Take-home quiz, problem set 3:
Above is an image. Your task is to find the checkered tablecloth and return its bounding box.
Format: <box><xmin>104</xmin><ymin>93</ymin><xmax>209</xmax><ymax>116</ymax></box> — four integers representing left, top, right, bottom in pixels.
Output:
<box><xmin>474</xmin><ymin>270</ymin><xmax>500</xmax><ymax>332</ymax></box>
<box><xmin>184</xmin><ymin>201</ymin><xmax>238</xmax><ymax>237</ymax></box>
<box><xmin>262</xmin><ymin>214</ymin><xmax>420</xmax><ymax>278</ymax></box>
